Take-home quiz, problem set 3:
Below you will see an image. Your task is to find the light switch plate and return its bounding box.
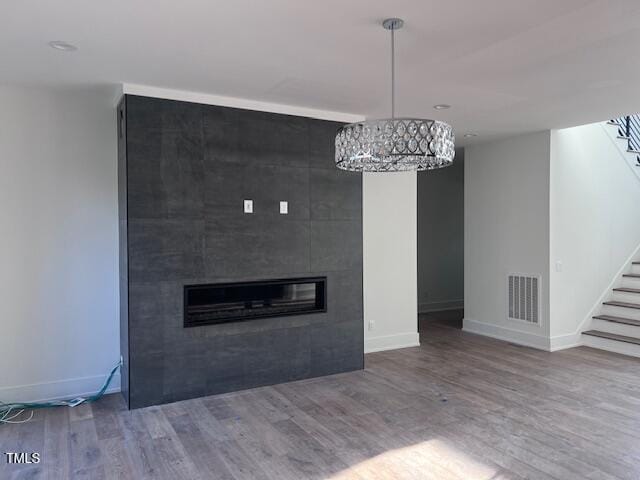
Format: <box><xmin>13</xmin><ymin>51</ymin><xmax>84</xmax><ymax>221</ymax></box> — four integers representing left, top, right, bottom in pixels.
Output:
<box><xmin>244</xmin><ymin>200</ymin><xmax>253</xmax><ymax>214</ymax></box>
<box><xmin>279</xmin><ymin>201</ymin><xmax>288</xmax><ymax>214</ymax></box>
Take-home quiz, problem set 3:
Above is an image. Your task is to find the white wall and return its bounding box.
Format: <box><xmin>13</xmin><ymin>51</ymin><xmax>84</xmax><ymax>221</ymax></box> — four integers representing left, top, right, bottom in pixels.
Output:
<box><xmin>549</xmin><ymin>123</ymin><xmax>640</xmax><ymax>348</ymax></box>
<box><xmin>417</xmin><ymin>150</ymin><xmax>464</xmax><ymax>312</ymax></box>
<box><xmin>363</xmin><ymin>172</ymin><xmax>419</xmax><ymax>352</ymax></box>
<box><xmin>464</xmin><ymin>131</ymin><xmax>551</xmax><ymax>349</ymax></box>
<box><xmin>0</xmin><ymin>85</ymin><xmax>119</xmax><ymax>402</ymax></box>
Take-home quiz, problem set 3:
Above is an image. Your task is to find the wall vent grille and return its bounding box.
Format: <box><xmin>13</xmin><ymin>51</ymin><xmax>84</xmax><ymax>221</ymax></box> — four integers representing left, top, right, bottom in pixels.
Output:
<box><xmin>508</xmin><ymin>274</ymin><xmax>540</xmax><ymax>325</ymax></box>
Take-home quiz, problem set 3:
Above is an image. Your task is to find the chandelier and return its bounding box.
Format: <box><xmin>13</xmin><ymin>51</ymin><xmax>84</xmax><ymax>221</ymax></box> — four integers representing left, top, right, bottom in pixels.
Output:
<box><xmin>335</xmin><ymin>18</ymin><xmax>455</xmax><ymax>172</ymax></box>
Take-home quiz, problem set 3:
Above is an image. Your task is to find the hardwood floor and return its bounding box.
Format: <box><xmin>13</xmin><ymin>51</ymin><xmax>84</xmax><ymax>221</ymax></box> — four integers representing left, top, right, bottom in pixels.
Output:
<box><xmin>3</xmin><ymin>313</ymin><xmax>640</xmax><ymax>479</ymax></box>
<box><xmin>419</xmin><ymin>309</ymin><xmax>464</xmax><ymax>331</ymax></box>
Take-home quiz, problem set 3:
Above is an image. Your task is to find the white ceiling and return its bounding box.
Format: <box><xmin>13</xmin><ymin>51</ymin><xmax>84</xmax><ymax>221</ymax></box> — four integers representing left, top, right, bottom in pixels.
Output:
<box><xmin>4</xmin><ymin>0</ymin><xmax>640</xmax><ymax>144</ymax></box>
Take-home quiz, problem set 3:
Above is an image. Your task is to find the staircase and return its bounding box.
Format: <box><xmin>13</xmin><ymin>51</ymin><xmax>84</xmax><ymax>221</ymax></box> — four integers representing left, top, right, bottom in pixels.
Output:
<box><xmin>583</xmin><ymin>264</ymin><xmax>640</xmax><ymax>356</ymax></box>
<box><xmin>582</xmin><ymin>117</ymin><xmax>640</xmax><ymax>356</ymax></box>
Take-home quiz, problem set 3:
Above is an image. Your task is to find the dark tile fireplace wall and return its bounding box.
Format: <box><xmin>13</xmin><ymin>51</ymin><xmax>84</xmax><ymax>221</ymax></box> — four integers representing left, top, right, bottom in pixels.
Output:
<box><xmin>118</xmin><ymin>95</ymin><xmax>364</xmax><ymax>409</ymax></box>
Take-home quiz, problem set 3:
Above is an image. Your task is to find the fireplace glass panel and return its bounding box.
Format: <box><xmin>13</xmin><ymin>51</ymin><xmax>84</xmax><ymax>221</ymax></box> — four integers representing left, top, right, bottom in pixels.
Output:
<box><xmin>184</xmin><ymin>277</ymin><xmax>326</xmax><ymax>327</ymax></box>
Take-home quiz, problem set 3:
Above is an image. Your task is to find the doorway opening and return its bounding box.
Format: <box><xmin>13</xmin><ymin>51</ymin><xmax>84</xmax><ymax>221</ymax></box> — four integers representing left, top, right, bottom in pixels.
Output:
<box><xmin>417</xmin><ymin>148</ymin><xmax>464</xmax><ymax>338</ymax></box>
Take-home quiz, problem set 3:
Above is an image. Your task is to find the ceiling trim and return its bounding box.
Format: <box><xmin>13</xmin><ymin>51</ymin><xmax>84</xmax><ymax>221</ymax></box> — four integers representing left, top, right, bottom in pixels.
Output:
<box><xmin>121</xmin><ymin>83</ymin><xmax>365</xmax><ymax>123</ymax></box>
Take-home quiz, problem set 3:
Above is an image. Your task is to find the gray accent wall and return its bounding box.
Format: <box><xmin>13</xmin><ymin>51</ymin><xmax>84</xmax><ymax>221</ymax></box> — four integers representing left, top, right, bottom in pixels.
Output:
<box><xmin>118</xmin><ymin>95</ymin><xmax>363</xmax><ymax>409</ymax></box>
<box><xmin>117</xmin><ymin>97</ymin><xmax>129</xmax><ymax>404</ymax></box>
<box><xmin>417</xmin><ymin>149</ymin><xmax>464</xmax><ymax>313</ymax></box>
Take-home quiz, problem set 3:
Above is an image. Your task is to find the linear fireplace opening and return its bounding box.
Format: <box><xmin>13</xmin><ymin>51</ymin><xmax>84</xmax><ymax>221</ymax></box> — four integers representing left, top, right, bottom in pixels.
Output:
<box><xmin>184</xmin><ymin>277</ymin><xmax>327</xmax><ymax>327</ymax></box>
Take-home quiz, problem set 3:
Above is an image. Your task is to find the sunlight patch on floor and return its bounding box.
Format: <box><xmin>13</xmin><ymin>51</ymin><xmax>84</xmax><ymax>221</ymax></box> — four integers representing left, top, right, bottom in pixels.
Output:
<box><xmin>327</xmin><ymin>438</ymin><xmax>500</xmax><ymax>480</ymax></box>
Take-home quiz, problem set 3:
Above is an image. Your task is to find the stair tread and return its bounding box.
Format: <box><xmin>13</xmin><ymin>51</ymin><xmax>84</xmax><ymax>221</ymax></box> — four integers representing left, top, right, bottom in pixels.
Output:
<box><xmin>613</xmin><ymin>287</ymin><xmax>640</xmax><ymax>294</ymax></box>
<box><xmin>593</xmin><ymin>315</ymin><xmax>640</xmax><ymax>326</ymax></box>
<box><xmin>603</xmin><ymin>300</ymin><xmax>640</xmax><ymax>309</ymax></box>
<box><xmin>623</xmin><ymin>273</ymin><xmax>640</xmax><ymax>278</ymax></box>
<box><xmin>583</xmin><ymin>330</ymin><xmax>640</xmax><ymax>345</ymax></box>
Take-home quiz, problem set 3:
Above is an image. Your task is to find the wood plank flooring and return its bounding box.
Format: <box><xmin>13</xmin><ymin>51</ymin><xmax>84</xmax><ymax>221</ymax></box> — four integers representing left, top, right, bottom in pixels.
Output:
<box><xmin>3</xmin><ymin>311</ymin><xmax>640</xmax><ymax>479</ymax></box>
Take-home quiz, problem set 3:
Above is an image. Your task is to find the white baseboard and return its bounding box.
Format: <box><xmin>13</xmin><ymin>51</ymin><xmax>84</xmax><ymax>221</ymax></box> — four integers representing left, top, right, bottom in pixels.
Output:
<box><xmin>549</xmin><ymin>333</ymin><xmax>583</xmax><ymax>351</ymax></box>
<box><xmin>418</xmin><ymin>299</ymin><xmax>464</xmax><ymax>313</ymax></box>
<box><xmin>365</xmin><ymin>332</ymin><xmax>420</xmax><ymax>353</ymax></box>
<box><xmin>0</xmin><ymin>373</ymin><xmax>121</xmax><ymax>404</ymax></box>
<box><xmin>463</xmin><ymin>318</ymin><xmax>550</xmax><ymax>351</ymax></box>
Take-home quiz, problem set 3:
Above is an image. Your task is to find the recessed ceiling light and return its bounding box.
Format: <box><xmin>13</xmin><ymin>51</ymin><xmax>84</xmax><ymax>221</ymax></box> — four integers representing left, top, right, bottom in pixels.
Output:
<box><xmin>433</xmin><ymin>104</ymin><xmax>451</xmax><ymax>110</ymax></box>
<box><xmin>48</xmin><ymin>41</ymin><xmax>77</xmax><ymax>52</ymax></box>
<box><xmin>464</xmin><ymin>133</ymin><xmax>478</xmax><ymax>138</ymax></box>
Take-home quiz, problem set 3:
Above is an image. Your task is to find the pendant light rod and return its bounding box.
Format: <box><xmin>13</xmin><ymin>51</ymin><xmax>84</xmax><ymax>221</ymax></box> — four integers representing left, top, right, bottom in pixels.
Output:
<box><xmin>391</xmin><ymin>27</ymin><xmax>395</xmax><ymax>118</ymax></box>
<box><xmin>382</xmin><ymin>18</ymin><xmax>404</xmax><ymax>119</ymax></box>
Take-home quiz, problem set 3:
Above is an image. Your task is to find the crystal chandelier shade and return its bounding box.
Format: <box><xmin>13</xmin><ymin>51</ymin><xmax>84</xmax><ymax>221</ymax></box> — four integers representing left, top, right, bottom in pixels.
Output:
<box><xmin>335</xmin><ymin>18</ymin><xmax>455</xmax><ymax>172</ymax></box>
<box><xmin>335</xmin><ymin>118</ymin><xmax>455</xmax><ymax>172</ymax></box>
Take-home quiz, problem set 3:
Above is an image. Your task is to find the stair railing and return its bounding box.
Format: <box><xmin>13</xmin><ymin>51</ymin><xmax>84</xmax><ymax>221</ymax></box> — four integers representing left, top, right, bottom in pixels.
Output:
<box><xmin>611</xmin><ymin>115</ymin><xmax>640</xmax><ymax>165</ymax></box>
